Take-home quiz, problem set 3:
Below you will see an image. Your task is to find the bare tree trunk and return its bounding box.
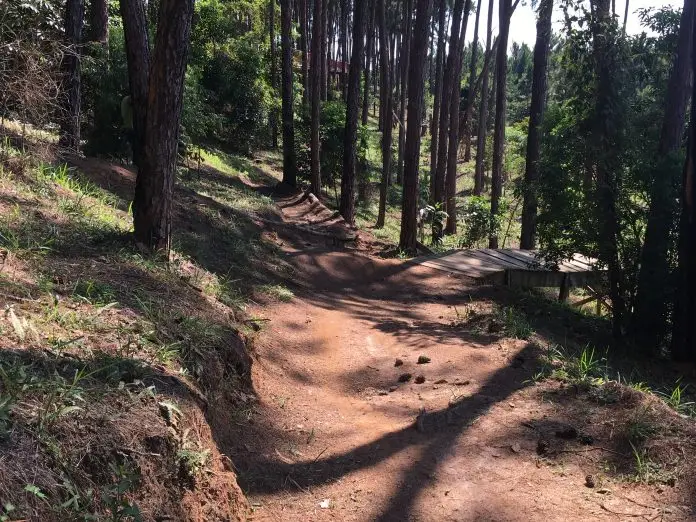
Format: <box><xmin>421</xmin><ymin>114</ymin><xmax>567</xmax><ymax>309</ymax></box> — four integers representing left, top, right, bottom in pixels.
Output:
<box><xmin>591</xmin><ymin>0</ymin><xmax>626</xmax><ymax>340</ymax></box>
<box><xmin>489</xmin><ymin>0</ymin><xmax>515</xmax><ymax>248</ymax></box>
<box><xmin>362</xmin><ymin>0</ymin><xmax>376</xmax><ymax>125</ymax></box>
<box><xmin>444</xmin><ymin>0</ymin><xmax>472</xmax><ymax>235</ymax></box>
<box><xmin>671</xmin><ymin>47</ymin><xmax>696</xmax><ymax>362</ymax></box>
<box><xmin>400</xmin><ymin>0</ymin><xmax>433</xmax><ymax>250</ymax></box>
<box><xmin>340</xmin><ymin>0</ymin><xmax>368</xmax><ymax>224</ymax></box>
<box><xmin>281</xmin><ymin>0</ymin><xmax>297</xmax><ymax>186</ymax></box>
<box><xmin>462</xmin><ymin>0</ymin><xmax>482</xmax><ymax>163</ymax></box>
<box><xmin>622</xmin><ymin>0</ymin><xmax>629</xmax><ymax>34</ymax></box>
<box><xmin>519</xmin><ymin>0</ymin><xmax>553</xmax><ymax>249</ymax></box>
<box><xmin>376</xmin><ymin>0</ymin><xmax>392</xmax><ymax>228</ymax></box>
<box><xmin>634</xmin><ymin>0</ymin><xmax>694</xmax><ymax>352</ymax></box>
<box><xmin>433</xmin><ymin>0</ymin><xmax>466</xmax><ymax>240</ymax></box>
<box><xmin>119</xmin><ymin>0</ymin><xmax>150</xmax><ymax>168</ymax></box>
<box><xmin>300</xmin><ymin>0</ymin><xmax>309</xmax><ymax>106</ymax></box>
<box><xmin>321</xmin><ymin>0</ymin><xmax>329</xmax><ymax>100</ymax></box>
<box><xmin>311</xmin><ymin>0</ymin><xmax>324</xmax><ymax>193</ymax></box>
<box><xmin>270</xmin><ymin>0</ymin><xmax>279</xmax><ymax>148</ymax></box>
<box><xmin>90</xmin><ymin>0</ymin><xmax>109</xmax><ymax>44</ymax></box>
<box><xmin>473</xmin><ymin>35</ymin><xmax>494</xmax><ymax>196</ymax></box>
<box><xmin>129</xmin><ymin>0</ymin><xmax>195</xmax><ymax>252</ymax></box>
<box><xmin>59</xmin><ymin>0</ymin><xmax>85</xmax><ymax>152</ymax></box>
<box><xmin>429</xmin><ymin>0</ymin><xmax>446</xmax><ymax>202</ymax></box>
<box><xmin>396</xmin><ymin>0</ymin><xmax>413</xmax><ymax>184</ymax></box>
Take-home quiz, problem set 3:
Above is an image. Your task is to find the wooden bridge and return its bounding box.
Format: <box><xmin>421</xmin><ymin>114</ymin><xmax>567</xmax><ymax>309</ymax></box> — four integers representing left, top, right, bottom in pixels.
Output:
<box><xmin>421</xmin><ymin>248</ymin><xmax>605</xmax><ymax>302</ymax></box>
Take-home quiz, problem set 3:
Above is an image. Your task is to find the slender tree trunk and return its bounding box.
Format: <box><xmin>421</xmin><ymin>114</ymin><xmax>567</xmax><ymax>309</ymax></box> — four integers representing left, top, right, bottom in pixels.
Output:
<box><xmin>633</xmin><ymin>0</ymin><xmax>694</xmax><ymax>352</ymax></box>
<box><xmin>396</xmin><ymin>0</ymin><xmax>413</xmax><ymax>184</ymax></box>
<box><xmin>270</xmin><ymin>0</ymin><xmax>279</xmax><ymax>148</ymax></box>
<box><xmin>130</xmin><ymin>0</ymin><xmax>195</xmax><ymax>252</ymax></box>
<box><xmin>340</xmin><ymin>0</ymin><xmax>367</xmax><ymax>224</ymax></box>
<box><xmin>340</xmin><ymin>0</ymin><xmax>349</xmax><ymax>99</ymax></box>
<box><xmin>473</xmin><ymin>40</ymin><xmax>494</xmax><ymax>196</ymax></box>
<box><xmin>376</xmin><ymin>0</ymin><xmax>392</xmax><ymax>227</ymax></box>
<box><xmin>444</xmin><ymin>0</ymin><xmax>472</xmax><ymax>234</ymax></box>
<box><xmin>281</xmin><ymin>0</ymin><xmax>297</xmax><ymax>186</ymax></box>
<box><xmin>622</xmin><ymin>0</ymin><xmax>629</xmax><ymax>34</ymax></box>
<box><xmin>433</xmin><ymin>0</ymin><xmax>466</xmax><ymax>240</ymax></box>
<box><xmin>90</xmin><ymin>0</ymin><xmax>109</xmax><ymax>44</ymax></box>
<box><xmin>462</xmin><ymin>0</ymin><xmax>482</xmax><ymax>163</ymax></box>
<box><xmin>519</xmin><ymin>0</ymin><xmax>553</xmax><ymax>249</ymax></box>
<box><xmin>671</xmin><ymin>41</ymin><xmax>696</xmax><ymax>362</ymax></box>
<box><xmin>429</xmin><ymin>0</ymin><xmax>446</xmax><ymax>202</ymax></box>
<box><xmin>321</xmin><ymin>0</ymin><xmax>329</xmax><ymax>100</ymax></box>
<box><xmin>591</xmin><ymin>0</ymin><xmax>626</xmax><ymax>340</ymax></box>
<box><xmin>362</xmin><ymin>0</ymin><xmax>376</xmax><ymax>125</ymax></box>
<box><xmin>59</xmin><ymin>0</ymin><xmax>85</xmax><ymax>152</ymax></box>
<box><xmin>119</xmin><ymin>0</ymin><xmax>150</xmax><ymax>168</ymax></box>
<box><xmin>311</xmin><ymin>0</ymin><xmax>324</xmax><ymax>193</ymax></box>
<box><xmin>400</xmin><ymin>0</ymin><xmax>433</xmax><ymax>250</ymax></box>
<box><xmin>489</xmin><ymin>0</ymin><xmax>514</xmax><ymax>248</ymax></box>
<box><xmin>300</xmin><ymin>0</ymin><xmax>309</xmax><ymax>106</ymax></box>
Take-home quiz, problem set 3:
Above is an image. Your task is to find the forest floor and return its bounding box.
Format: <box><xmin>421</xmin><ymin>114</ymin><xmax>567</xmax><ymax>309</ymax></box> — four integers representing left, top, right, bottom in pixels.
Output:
<box><xmin>225</xmin><ymin>156</ymin><xmax>696</xmax><ymax>521</ymax></box>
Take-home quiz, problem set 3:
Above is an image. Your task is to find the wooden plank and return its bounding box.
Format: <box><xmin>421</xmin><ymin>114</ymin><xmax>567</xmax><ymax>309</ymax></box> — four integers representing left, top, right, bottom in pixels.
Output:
<box><xmin>475</xmin><ymin>249</ymin><xmax>533</xmax><ymax>269</ymax></box>
<box><xmin>422</xmin><ymin>258</ymin><xmax>502</xmax><ymax>275</ymax></box>
<box><xmin>500</xmin><ymin>249</ymin><xmax>545</xmax><ymax>268</ymax></box>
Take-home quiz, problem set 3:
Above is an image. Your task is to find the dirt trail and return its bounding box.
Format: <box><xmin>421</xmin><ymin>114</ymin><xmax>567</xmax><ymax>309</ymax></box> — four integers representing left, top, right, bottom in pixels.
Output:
<box><xmin>229</xmin><ymin>191</ymin><xmax>694</xmax><ymax>521</ymax></box>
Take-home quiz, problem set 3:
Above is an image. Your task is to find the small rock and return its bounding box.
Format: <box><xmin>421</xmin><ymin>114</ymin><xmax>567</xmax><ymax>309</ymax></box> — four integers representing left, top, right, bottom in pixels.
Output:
<box><xmin>414</xmin><ymin>375</ymin><xmax>426</xmax><ymax>384</ymax></box>
<box><xmin>398</xmin><ymin>373</ymin><xmax>413</xmax><ymax>383</ymax></box>
<box><xmin>454</xmin><ymin>379</ymin><xmax>471</xmax><ymax>386</ymax></box>
<box><xmin>536</xmin><ymin>439</ymin><xmax>549</xmax><ymax>455</ymax></box>
<box><xmin>585</xmin><ymin>475</ymin><xmax>596</xmax><ymax>488</ymax></box>
<box><xmin>508</xmin><ymin>402</ymin><xmax>515</xmax><ymax>408</ymax></box>
<box><xmin>417</xmin><ymin>355</ymin><xmax>431</xmax><ymax>364</ymax></box>
<box><xmin>378</xmin><ymin>390</ymin><xmax>388</xmax><ymax>396</ymax></box>
<box><xmin>579</xmin><ymin>433</ymin><xmax>594</xmax><ymax>445</ymax></box>
<box><xmin>555</xmin><ymin>426</ymin><xmax>578</xmax><ymax>440</ymax></box>
<box><xmin>434</xmin><ymin>379</ymin><xmax>448</xmax><ymax>384</ymax></box>
<box><xmin>511</xmin><ymin>443</ymin><xmax>521</xmax><ymax>453</ymax></box>
<box><xmin>394</xmin><ymin>358</ymin><xmax>404</xmax><ymax>367</ymax></box>
<box><xmin>319</xmin><ymin>499</ymin><xmax>331</xmax><ymax>509</ymax></box>
<box><xmin>388</xmin><ymin>386</ymin><xmax>398</xmax><ymax>392</ymax></box>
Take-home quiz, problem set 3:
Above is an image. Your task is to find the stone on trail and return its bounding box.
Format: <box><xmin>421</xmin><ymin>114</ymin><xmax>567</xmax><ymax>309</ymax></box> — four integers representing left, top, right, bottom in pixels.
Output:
<box><xmin>414</xmin><ymin>375</ymin><xmax>425</xmax><ymax>384</ymax></box>
<box><xmin>394</xmin><ymin>358</ymin><xmax>404</xmax><ymax>367</ymax></box>
<box><xmin>398</xmin><ymin>373</ymin><xmax>412</xmax><ymax>383</ymax></box>
<box><xmin>417</xmin><ymin>355</ymin><xmax>431</xmax><ymax>364</ymax></box>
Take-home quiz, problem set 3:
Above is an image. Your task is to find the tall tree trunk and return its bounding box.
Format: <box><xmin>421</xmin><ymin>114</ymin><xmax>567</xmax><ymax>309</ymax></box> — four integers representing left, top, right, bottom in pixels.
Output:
<box><xmin>632</xmin><ymin>0</ymin><xmax>694</xmax><ymax>352</ymax></box>
<box><xmin>462</xmin><ymin>0</ymin><xmax>482</xmax><ymax>163</ymax></box>
<box><xmin>489</xmin><ymin>0</ymin><xmax>514</xmax><ymax>248</ymax></box>
<box><xmin>396</xmin><ymin>0</ymin><xmax>413</xmax><ymax>184</ymax></box>
<box><xmin>59</xmin><ymin>0</ymin><xmax>85</xmax><ymax>152</ymax></box>
<box><xmin>300</xmin><ymin>0</ymin><xmax>309</xmax><ymax>106</ymax></box>
<box><xmin>622</xmin><ymin>0</ymin><xmax>629</xmax><ymax>34</ymax></box>
<box><xmin>432</xmin><ymin>0</ymin><xmax>466</xmax><ymax>240</ymax></box>
<box><xmin>281</xmin><ymin>0</ymin><xmax>297</xmax><ymax>186</ymax></box>
<box><xmin>444</xmin><ymin>0</ymin><xmax>472</xmax><ymax>235</ymax></box>
<box><xmin>90</xmin><ymin>0</ymin><xmax>109</xmax><ymax>44</ymax></box>
<box><xmin>362</xmin><ymin>0</ymin><xmax>375</xmax><ymax>125</ymax></box>
<box><xmin>311</xmin><ymin>0</ymin><xmax>324</xmax><ymax>193</ymax></box>
<box><xmin>473</xmin><ymin>39</ymin><xmax>494</xmax><ymax>196</ymax></box>
<box><xmin>270</xmin><ymin>0</ymin><xmax>279</xmax><ymax>148</ymax></box>
<box><xmin>429</xmin><ymin>0</ymin><xmax>446</xmax><ymax>202</ymax></box>
<box><xmin>519</xmin><ymin>0</ymin><xmax>553</xmax><ymax>249</ymax></box>
<box><xmin>591</xmin><ymin>0</ymin><xmax>626</xmax><ymax>340</ymax></box>
<box><xmin>340</xmin><ymin>0</ymin><xmax>349</xmax><ymax>99</ymax></box>
<box><xmin>671</xmin><ymin>24</ymin><xmax>696</xmax><ymax>361</ymax></box>
<box><xmin>119</xmin><ymin>0</ymin><xmax>150</xmax><ymax>168</ymax></box>
<box><xmin>376</xmin><ymin>0</ymin><xmax>392</xmax><ymax>227</ymax></box>
<box><xmin>340</xmin><ymin>0</ymin><xmax>367</xmax><ymax>223</ymax></box>
<box><xmin>321</xmin><ymin>0</ymin><xmax>329</xmax><ymax>100</ymax></box>
<box><xmin>400</xmin><ymin>0</ymin><xmax>433</xmax><ymax>250</ymax></box>
<box><xmin>129</xmin><ymin>0</ymin><xmax>194</xmax><ymax>252</ymax></box>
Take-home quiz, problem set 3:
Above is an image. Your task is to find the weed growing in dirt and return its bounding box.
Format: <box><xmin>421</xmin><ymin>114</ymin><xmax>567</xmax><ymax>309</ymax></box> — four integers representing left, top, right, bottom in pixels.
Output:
<box><xmin>259</xmin><ymin>283</ymin><xmax>294</xmax><ymax>302</ymax></box>
<box><xmin>497</xmin><ymin>306</ymin><xmax>533</xmax><ymax>340</ymax></box>
<box><xmin>657</xmin><ymin>383</ymin><xmax>695</xmax><ymax>416</ymax></box>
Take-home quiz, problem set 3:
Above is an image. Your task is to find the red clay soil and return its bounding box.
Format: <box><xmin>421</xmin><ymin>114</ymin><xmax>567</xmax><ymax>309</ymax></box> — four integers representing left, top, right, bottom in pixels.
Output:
<box><xmin>225</xmin><ymin>190</ymin><xmax>696</xmax><ymax>521</ymax></box>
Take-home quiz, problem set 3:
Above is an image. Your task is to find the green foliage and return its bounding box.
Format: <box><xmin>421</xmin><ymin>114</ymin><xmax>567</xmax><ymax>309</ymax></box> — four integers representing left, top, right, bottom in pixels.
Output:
<box><xmin>459</xmin><ymin>196</ymin><xmax>493</xmax><ymax>248</ymax></box>
<box><xmin>496</xmin><ymin>306</ymin><xmax>533</xmax><ymax>340</ymax></box>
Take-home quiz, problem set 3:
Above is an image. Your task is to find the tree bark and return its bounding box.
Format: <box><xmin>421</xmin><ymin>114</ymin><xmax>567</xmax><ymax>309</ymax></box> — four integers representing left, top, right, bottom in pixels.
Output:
<box><xmin>270</xmin><ymin>0</ymin><xmax>279</xmax><ymax>148</ymax></box>
<box><xmin>362</xmin><ymin>0</ymin><xmax>376</xmax><ymax>125</ymax></box>
<box><xmin>632</xmin><ymin>0</ymin><xmax>694</xmax><ymax>352</ymax></box>
<box><xmin>311</xmin><ymin>0</ymin><xmax>324</xmax><ymax>193</ymax></box>
<box><xmin>59</xmin><ymin>0</ymin><xmax>85</xmax><ymax>152</ymax></box>
<box><xmin>300</xmin><ymin>0</ymin><xmax>309</xmax><ymax>106</ymax></box>
<box><xmin>396</xmin><ymin>0</ymin><xmax>413</xmax><ymax>185</ymax></box>
<box><xmin>281</xmin><ymin>0</ymin><xmax>297</xmax><ymax>186</ymax></box>
<box><xmin>444</xmin><ymin>0</ymin><xmax>472</xmax><ymax>235</ymax></box>
<box><xmin>489</xmin><ymin>0</ymin><xmax>514</xmax><ymax>248</ymax></box>
<box><xmin>432</xmin><ymin>0</ymin><xmax>466</xmax><ymax>240</ymax></box>
<box><xmin>519</xmin><ymin>0</ymin><xmax>553</xmax><ymax>249</ymax></box>
<box><xmin>376</xmin><ymin>0</ymin><xmax>392</xmax><ymax>228</ymax></box>
<box><xmin>400</xmin><ymin>0</ymin><xmax>433</xmax><ymax>250</ymax></box>
<box><xmin>671</xmin><ymin>71</ymin><xmax>696</xmax><ymax>362</ymax></box>
<box><xmin>321</xmin><ymin>0</ymin><xmax>329</xmax><ymax>100</ymax></box>
<box><xmin>429</xmin><ymin>0</ymin><xmax>446</xmax><ymax>202</ymax></box>
<box><xmin>461</xmin><ymin>0</ymin><xmax>482</xmax><ymax>163</ymax></box>
<box><xmin>119</xmin><ymin>0</ymin><xmax>150</xmax><ymax>168</ymax></box>
<box><xmin>340</xmin><ymin>0</ymin><xmax>368</xmax><ymax>224</ymax></box>
<box><xmin>591</xmin><ymin>0</ymin><xmax>626</xmax><ymax>340</ymax></box>
<box><xmin>90</xmin><ymin>0</ymin><xmax>109</xmax><ymax>44</ymax></box>
<box><xmin>130</xmin><ymin>0</ymin><xmax>195</xmax><ymax>252</ymax></box>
